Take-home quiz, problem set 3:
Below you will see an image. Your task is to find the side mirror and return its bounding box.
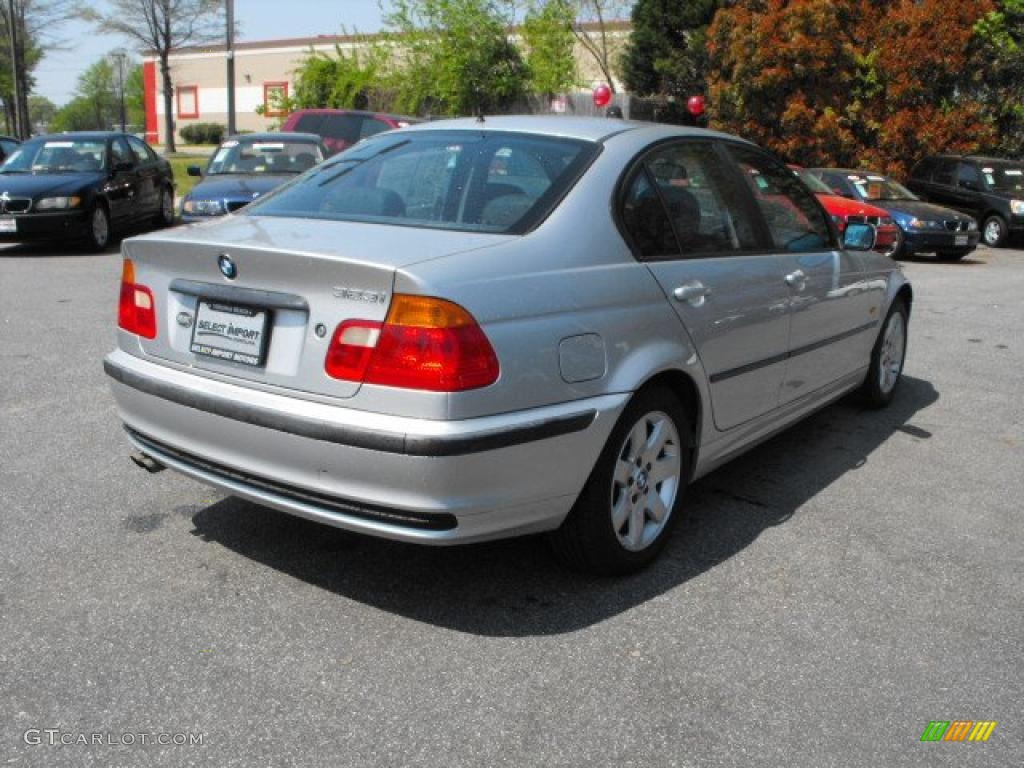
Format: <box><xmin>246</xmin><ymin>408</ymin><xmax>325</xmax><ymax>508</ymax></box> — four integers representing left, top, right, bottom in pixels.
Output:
<box><xmin>112</xmin><ymin>160</ymin><xmax>135</xmax><ymax>173</ymax></box>
<box><xmin>843</xmin><ymin>222</ymin><xmax>876</xmax><ymax>252</ymax></box>
<box><xmin>187</xmin><ymin>165</ymin><xmax>202</xmax><ymax>177</ymax></box>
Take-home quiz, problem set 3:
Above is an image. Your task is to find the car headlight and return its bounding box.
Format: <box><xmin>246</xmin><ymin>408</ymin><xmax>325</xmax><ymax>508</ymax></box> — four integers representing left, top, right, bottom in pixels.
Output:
<box><xmin>182</xmin><ymin>199</ymin><xmax>225</xmax><ymax>216</ymax></box>
<box><xmin>1011</xmin><ymin>200</ymin><xmax>1024</xmax><ymax>215</ymax></box>
<box><xmin>967</xmin><ymin>219</ymin><xmax>978</xmax><ymax>231</ymax></box>
<box><xmin>34</xmin><ymin>196</ymin><xmax>82</xmax><ymax>211</ymax></box>
<box><xmin>907</xmin><ymin>218</ymin><xmax>941</xmax><ymax>230</ymax></box>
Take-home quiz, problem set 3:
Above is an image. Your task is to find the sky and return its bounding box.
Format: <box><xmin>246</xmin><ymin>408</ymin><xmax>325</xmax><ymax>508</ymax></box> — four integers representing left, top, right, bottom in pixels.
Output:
<box><xmin>35</xmin><ymin>0</ymin><xmax>388</xmax><ymax>106</ymax></box>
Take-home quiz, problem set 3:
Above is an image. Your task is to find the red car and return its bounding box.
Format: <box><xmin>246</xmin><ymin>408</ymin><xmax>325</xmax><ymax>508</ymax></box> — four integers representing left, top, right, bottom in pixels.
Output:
<box><xmin>281</xmin><ymin>109</ymin><xmax>419</xmax><ymax>155</ymax></box>
<box><xmin>791</xmin><ymin>166</ymin><xmax>900</xmax><ymax>255</ymax></box>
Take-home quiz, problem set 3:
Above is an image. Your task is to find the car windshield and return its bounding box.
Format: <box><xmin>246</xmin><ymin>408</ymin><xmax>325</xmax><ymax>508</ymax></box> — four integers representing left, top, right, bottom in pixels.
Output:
<box><xmin>979</xmin><ymin>162</ymin><xmax>1024</xmax><ymax>194</ymax></box>
<box><xmin>794</xmin><ymin>168</ymin><xmax>834</xmax><ymax>195</ymax></box>
<box><xmin>847</xmin><ymin>174</ymin><xmax>917</xmax><ymax>202</ymax></box>
<box><xmin>246</xmin><ymin>130</ymin><xmax>599</xmax><ymax>234</ymax></box>
<box><xmin>206</xmin><ymin>139</ymin><xmax>324</xmax><ymax>175</ymax></box>
<box><xmin>0</xmin><ymin>138</ymin><xmax>107</xmax><ymax>173</ymax></box>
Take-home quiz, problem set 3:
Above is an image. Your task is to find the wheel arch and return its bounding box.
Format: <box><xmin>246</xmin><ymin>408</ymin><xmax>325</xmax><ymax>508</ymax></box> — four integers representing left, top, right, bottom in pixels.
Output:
<box><xmin>633</xmin><ymin>368</ymin><xmax>704</xmax><ymax>478</ymax></box>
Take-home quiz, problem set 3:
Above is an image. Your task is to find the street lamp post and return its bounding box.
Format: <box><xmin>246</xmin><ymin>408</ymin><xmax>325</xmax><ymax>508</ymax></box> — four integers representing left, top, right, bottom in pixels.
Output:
<box><xmin>226</xmin><ymin>0</ymin><xmax>236</xmax><ymax>136</ymax></box>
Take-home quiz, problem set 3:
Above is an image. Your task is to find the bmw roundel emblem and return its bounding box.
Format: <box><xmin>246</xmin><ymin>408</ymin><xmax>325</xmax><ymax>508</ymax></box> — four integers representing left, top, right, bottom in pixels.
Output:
<box><xmin>218</xmin><ymin>253</ymin><xmax>237</xmax><ymax>280</ymax></box>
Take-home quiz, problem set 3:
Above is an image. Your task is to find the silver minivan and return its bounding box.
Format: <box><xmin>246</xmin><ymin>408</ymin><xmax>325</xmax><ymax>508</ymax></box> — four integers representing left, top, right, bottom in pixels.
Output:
<box><xmin>106</xmin><ymin>117</ymin><xmax>911</xmax><ymax>574</ymax></box>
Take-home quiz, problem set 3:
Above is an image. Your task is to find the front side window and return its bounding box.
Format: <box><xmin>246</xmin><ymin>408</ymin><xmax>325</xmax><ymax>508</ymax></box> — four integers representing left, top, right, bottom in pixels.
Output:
<box><xmin>127</xmin><ymin>135</ymin><xmax>156</xmax><ymax>165</ymax></box>
<box><xmin>111</xmin><ymin>138</ymin><xmax>132</xmax><ymax>168</ymax></box>
<box><xmin>0</xmin><ymin>138</ymin><xmax>108</xmax><ymax>173</ymax></box>
<box><xmin>933</xmin><ymin>159</ymin><xmax>957</xmax><ymax>186</ymax></box>
<box><xmin>206</xmin><ymin>139</ymin><xmax>324</xmax><ymax>175</ymax></box>
<box><xmin>957</xmin><ymin>162</ymin><xmax>982</xmax><ymax>188</ymax></box>
<box><xmin>728</xmin><ymin>145</ymin><xmax>833</xmax><ymax>252</ymax></box>
<box><xmin>247</xmin><ymin>131</ymin><xmax>597</xmax><ymax>234</ymax></box>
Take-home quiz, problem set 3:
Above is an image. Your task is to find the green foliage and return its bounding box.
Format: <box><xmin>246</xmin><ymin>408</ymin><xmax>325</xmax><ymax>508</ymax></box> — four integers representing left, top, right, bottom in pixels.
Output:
<box><xmin>125</xmin><ymin>64</ymin><xmax>146</xmax><ymax>127</ymax></box>
<box><xmin>973</xmin><ymin>0</ymin><xmax>1024</xmax><ymax>155</ymax></box>
<box><xmin>51</xmin><ymin>58</ymin><xmax>119</xmax><ymax>131</ymax></box>
<box><xmin>28</xmin><ymin>94</ymin><xmax>56</xmax><ymax>128</ymax></box>
<box><xmin>283</xmin><ymin>37</ymin><xmax>396</xmax><ymax>112</ymax></box>
<box><xmin>621</xmin><ymin>0</ymin><xmax>719</xmax><ymax>98</ymax></box>
<box><xmin>385</xmin><ymin>0</ymin><xmax>530</xmax><ymax>115</ymax></box>
<box><xmin>179</xmin><ymin>122</ymin><xmax>225</xmax><ymax>145</ymax></box>
<box><xmin>521</xmin><ymin>1</ymin><xmax>578</xmax><ymax>96</ymax></box>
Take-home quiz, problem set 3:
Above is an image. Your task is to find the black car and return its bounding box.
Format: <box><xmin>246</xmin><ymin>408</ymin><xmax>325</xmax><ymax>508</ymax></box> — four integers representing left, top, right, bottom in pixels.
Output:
<box><xmin>809</xmin><ymin>168</ymin><xmax>979</xmax><ymax>261</ymax></box>
<box><xmin>181</xmin><ymin>132</ymin><xmax>328</xmax><ymax>223</ymax></box>
<box><xmin>906</xmin><ymin>155</ymin><xmax>1024</xmax><ymax>248</ymax></box>
<box><xmin>0</xmin><ymin>135</ymin><xmax>19</xmax><ymax>162</ymax></box>
<box><xmin>0</xmin><ymin>131</ymin><xmax>174</xmax><ymax>251</ymax></box>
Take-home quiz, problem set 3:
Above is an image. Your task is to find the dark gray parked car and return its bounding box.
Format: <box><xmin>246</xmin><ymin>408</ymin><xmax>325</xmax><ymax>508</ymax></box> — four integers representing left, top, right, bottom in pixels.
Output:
<box><xmin>106</xmin><ymin>117</ymin><xmax>911</xmax><ymax>574</ymax></box>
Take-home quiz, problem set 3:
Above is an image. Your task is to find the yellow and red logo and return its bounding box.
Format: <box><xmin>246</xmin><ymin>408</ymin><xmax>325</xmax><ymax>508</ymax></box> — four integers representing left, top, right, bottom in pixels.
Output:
<box><xmin>920</xmin><ymin>721</ymin><xmax>997</xmax><ymax>742</ymax></box>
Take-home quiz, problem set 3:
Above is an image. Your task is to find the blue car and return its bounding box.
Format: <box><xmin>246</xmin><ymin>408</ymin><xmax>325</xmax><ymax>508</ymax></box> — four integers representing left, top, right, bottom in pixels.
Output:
<box><xmin>181</xmin><ymin>132</ymin><xmax>327</xmax><ymax>223</ymax></box>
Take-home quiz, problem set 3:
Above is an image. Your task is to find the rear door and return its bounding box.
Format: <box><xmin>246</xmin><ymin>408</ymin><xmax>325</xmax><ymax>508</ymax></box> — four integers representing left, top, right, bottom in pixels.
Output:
<box><xmin>107</xmin><ymin>137</ymin><xmax>140</xmax><ymax>226</ymax></box>
<box><xmin>620</xmin><ymin>139</ymin><xmax>792</xmax><ymax>431</ymax></box>
<box><xmin>953</xmin><ymin>161</ymin><xmax>985</xmax><ymax>218</ymax></box>
<box><xmin>127</xmin><ymin>135</ymin><xmax>162</xmax><ymax>215</ymax></box>
<box><xmin>725</xmin><ymin>144</ymin><xmax>881</xmax><ymax>402</ymax></box>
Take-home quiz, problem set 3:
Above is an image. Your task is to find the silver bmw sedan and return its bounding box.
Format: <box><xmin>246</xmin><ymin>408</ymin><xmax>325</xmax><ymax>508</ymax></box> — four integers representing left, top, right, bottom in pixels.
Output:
<box><xmin>105</xmin><ymin>116</ymin><xmax>911</xmax><ymax>574</ymax></box>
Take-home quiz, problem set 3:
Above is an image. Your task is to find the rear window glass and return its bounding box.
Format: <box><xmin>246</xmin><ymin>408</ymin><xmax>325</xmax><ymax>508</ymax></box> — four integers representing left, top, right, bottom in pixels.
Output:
<box><xmin>293</xmin><ymin>114</ymin><xmax>325</xmax><ymax>134</ymax></box>
<box><xmin>246</xmin><ymin>131</ymin><xmax>599</xmax><ymax>234</ymax></box>
<box><xmin>321</xmin><ymin>114</ymin><xmax>363</xmax><ymax>143</ymax></box>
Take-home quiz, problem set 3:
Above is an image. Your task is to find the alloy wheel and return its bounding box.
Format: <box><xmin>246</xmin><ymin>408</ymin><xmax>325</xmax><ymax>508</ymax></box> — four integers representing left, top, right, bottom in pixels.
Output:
<box><xmin>610</xmin><ymin>410</ymin><xmax>682</xmax><ymax>552</ymax></box>
<box><xmin>878</xmin><ymin>311</ymin><xmax>906</xmax><ymax>394</ymax></box>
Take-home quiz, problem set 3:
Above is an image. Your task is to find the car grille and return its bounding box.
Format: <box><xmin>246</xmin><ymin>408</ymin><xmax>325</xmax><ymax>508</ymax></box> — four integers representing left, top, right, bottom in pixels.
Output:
<box><xmin>225</xmin><ymin>201</ymin><xmax>250</xmax><ymax>212</ymax></box>
<box><xmin>0</xmin><ymin>197</ymin><xmax>32</xmax><ymax>213</ymax></box>
<box><xmin>945</xmin><ymin>220</ymin><xmax>969</xmax><ymax>232</ymax></box>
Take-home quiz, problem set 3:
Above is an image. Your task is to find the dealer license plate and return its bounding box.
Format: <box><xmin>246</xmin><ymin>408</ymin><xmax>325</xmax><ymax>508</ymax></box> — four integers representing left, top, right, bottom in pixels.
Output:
<box><xmin>0</xmin><ymin>218</ymin><xmax>16</xmax><ymax>233</ymax></box>
<box><xmin>190</xmin><ymin>300</ymin><xmax>269</xmax><ymax>367</ymax></box>
<box><xmin>955</xmin><ymin>235</ymin><xmax>968</xmax><ymax>246</ymax></box>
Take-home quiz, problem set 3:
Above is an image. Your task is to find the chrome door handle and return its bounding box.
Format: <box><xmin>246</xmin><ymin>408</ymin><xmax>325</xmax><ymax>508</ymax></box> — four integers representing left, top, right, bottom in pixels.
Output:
<box><xmin>673</xmin><ymin>281</ymin><xmax>712</xmax><ymax>306</ymax></box>
<box><xmin>785</xmin><ymin>269</ymin><xmax>806</xmax><ymax>289</ymax></box>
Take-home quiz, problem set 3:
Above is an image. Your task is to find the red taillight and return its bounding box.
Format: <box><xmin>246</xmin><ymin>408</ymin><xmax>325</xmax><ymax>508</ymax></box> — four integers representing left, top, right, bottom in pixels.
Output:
<box><xmin>117</xmin><ymin>259</ymin><xmax>157</xmax><ymax>339</ymax></box>
<box><xmin>325</xmin><ymin>295</ymin><xmax>499</xmax><ymax>391</ymax></box>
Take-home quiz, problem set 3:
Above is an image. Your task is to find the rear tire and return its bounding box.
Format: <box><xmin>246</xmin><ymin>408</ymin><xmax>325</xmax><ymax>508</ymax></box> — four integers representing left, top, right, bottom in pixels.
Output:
<box><xmin>155</xmin><ymin>186</ymin><xmax>175</xmax><ymax>227</ymax></box>
<box><xmin>861</xmin><ymin>299</ymin><xmax>908</xmax><ymax>408</ymax></box>
<box><xmin>83</xmin><ymin>204</ymin><xmax>110</xmax><ymax>252</ymax></box>
<box><xmin>549</xmin><ymin>385</ymin><xmax>691</xmax><ymax>575</ymax></box>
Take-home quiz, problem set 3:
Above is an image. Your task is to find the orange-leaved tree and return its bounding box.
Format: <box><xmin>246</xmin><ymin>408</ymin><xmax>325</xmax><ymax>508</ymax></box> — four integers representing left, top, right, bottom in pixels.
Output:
<box><xmin>707</xmin><ymin>0</ymin><xmax>996</xmax><ymax>176</ymax></box>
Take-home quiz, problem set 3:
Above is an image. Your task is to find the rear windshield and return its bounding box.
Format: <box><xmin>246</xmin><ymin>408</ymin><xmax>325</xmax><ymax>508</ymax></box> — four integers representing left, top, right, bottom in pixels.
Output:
<box><xmin>246</xmin><ymin>131</ymin><xmax>599</xmax><ymax>234</ymax></box>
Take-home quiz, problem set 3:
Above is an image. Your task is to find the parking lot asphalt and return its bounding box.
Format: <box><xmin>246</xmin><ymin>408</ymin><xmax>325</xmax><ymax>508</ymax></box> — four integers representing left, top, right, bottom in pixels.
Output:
<box><xmin>1</xmin><ymin>241</ymin><xmax>1021</xmax><ymax>767</ymax></box>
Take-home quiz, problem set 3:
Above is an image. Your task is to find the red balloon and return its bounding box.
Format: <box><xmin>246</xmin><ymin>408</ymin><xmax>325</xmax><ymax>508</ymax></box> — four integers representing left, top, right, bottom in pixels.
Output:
<box><xmin>687</xmin><ymin>95</ymin><xmax>706</xmax><ymax>117</ymax></box>
<box><xmin>592</xmin><ymin>84</ymin><xmax>612</xmax><ymax>108</ymax></box>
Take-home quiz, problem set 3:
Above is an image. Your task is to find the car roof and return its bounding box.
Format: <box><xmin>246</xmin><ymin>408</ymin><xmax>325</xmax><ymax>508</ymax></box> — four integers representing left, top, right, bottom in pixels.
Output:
<box><xmin>398</xmin><ymin>115</ymin><xmax>748</xmax><ymax>145</ymax></box>
<box><xmin>226</xmin><ymin>132</ymin><xmax>323</xmax><ymax>144</ymax></box>
<box><xmin>34</xmin><ymin>131</ymin><xmax>131</xmax><ymax>141</ymax></box>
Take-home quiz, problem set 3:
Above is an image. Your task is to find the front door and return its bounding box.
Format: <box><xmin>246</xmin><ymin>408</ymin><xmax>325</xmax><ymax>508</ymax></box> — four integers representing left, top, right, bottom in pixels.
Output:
<box><xmin>724</xmin><ymin>143</ymin><xmax>877</xmax><ymax>403</ymax></box>
<box><xmin>619</xmin><ymin>140</ymin><xmax>792</xmax><ymax>431</ymax></box>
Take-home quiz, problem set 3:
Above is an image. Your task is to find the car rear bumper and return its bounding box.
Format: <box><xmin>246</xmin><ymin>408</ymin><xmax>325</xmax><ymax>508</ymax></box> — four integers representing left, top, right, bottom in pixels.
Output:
<box><xmin>104</xmin><ymin>349</ymin><xmax>628</xmax><ymax>544</ymax></box>
<box><xmin>0</xmin><ymin>210</ymin><xmax>90</xmax><ymax>242</ymax></box>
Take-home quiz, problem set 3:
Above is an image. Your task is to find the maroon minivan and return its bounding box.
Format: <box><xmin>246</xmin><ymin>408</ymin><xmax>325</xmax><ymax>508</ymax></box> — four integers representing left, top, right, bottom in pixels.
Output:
<box><xmin>281</xmin><ymin>109</ymin><xmax>418</xmax><ymax>155</ymax></box>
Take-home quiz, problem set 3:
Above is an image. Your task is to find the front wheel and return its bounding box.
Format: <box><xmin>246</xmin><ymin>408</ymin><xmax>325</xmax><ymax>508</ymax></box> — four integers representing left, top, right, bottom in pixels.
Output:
<box><xmin>982</xmin><ymin>215</ymin><xmax>1008</xmax><ymax>248</ymax></box>
<box><xmin>549</xmin><ymin>386</ymin><xmax>690</xmax><ymax>575</ymax></box>
<box><xmin>83</xmin><ymin>205</ymin><xmax>111</xmax><ymax>252</ymax></box>
<box><xmin>861</xmin><ymin>299</ymin><xmax>908</xmax><ymax>408</ymax></box>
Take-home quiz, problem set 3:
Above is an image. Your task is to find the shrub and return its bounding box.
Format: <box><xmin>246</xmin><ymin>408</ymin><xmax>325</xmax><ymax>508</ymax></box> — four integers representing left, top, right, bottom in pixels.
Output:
<box><xmin>179</xmin><ymin>122</ymin><xmax>226</xmax><ymax>145</ymax></box>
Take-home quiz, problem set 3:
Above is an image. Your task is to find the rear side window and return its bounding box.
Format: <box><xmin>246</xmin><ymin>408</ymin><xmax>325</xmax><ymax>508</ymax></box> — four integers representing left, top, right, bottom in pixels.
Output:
<box><xmin>359</xmin><ymin>119</ymin><xmax>391</xmax><ymax>140</ymax></box>
<box><xmin>933</xmin><ymin>158</ymin><xmax>957</xmax><ymax>186</ymax></box>
<box><xmin>911</xmin><ymin>157</ymin><xmax>937</xmax><ymax>181</ymax></box>
<box><xmin>293</xmin><ymin>113</ymin><xmax>325</xmax><ymax>134</ymax></box>
<box><xmin>247</xmin><ymin>131</ymin><xmax>598</xmax><ymax>234</ymax></box>
<box><xmin>321</xmin><ymin>114</ymin><xmax>363</xmax><ymax>143</ymax></box>
<box><xmin>728</xmin><ymin>145</ymin><xmax>833</xmax><ymax>252</ymax></box>
<box><xmin>620</xmin><ymin>141</ymin><xmax>759</xmax><ymax>260</ymax></box>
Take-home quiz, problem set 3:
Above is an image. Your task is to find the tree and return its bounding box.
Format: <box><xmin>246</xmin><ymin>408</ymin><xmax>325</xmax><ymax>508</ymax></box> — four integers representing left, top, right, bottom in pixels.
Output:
<box><xmin>386</xmin><ymin>0</ymin><xmax>530</xmax><ymax>115</ymax></box>
<box><xmin>27</xmin><ymin>92</ymin><xmax>54</xmax><ymax>129</ymax></box>
<box><xmin>974</xmin><ymin>0</ymin><xmax>1024</xmax><ymax>155</ymax></box>
<box><xmin>1</xmin><ymin>1</ymin><xmax>70</xmax><ymax>137</ymax></box>
<box><xmin>706</xmin><ymin>0</ymin><xmax>996</xmax><ymax>175</ymax></box>
<box><xmin>520</xmin><ymin>0</ymin><xmax>577</xmax><ymax>97</ymax></box>
<box><xmin>561</xmin><ymin>0</ymin><xmax>630</xmax><ymax>91</ymax></box>
<box><xmin>621</xmin><ymin>0</ymin><xmax>718</xmax><ymax>100</ymax></box>
<box><xmin>81</xmin><ymin>0</ymin><xmax>224</xmax><ymax>153</ymax></box>
<box><xmin>51</xmin><ymin>57</ymin><xmax>119</xmax><ymax>131</ymax></box>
